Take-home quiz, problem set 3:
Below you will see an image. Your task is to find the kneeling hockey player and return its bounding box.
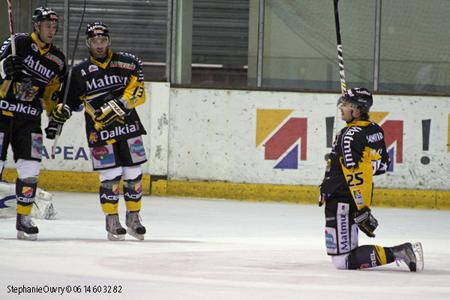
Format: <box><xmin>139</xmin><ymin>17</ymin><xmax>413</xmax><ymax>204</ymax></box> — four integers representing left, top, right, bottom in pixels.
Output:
<box><xmin>319</xmin><ymin>88</ymin><xmax>424</xmax><ymax>272</ymax></box>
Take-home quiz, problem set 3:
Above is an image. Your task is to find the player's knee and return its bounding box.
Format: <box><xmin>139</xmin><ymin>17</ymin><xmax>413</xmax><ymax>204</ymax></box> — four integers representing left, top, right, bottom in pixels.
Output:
<box><xmin>346</xmin><ymin>252</ymin><xmax>360</xmax><ymax>269</ymax></box>
<box><xmin>100</xmin><ymin>175</ymin><xmax>121</xmax><ymax>190</ymax></box>
<box><xmin>99</xmin><ymin>176</ymin><xmax>121</xmax><ymax>205</ymax></box>
<box><xmin>122</xmin><ymin>166</ymin><xmax>142</xmax><ymax>181</ymax></box>
<box><xmin>123</xmin><ymin>174</ymin><xmax>142</xmax><ymax>188</ymax></box>
<box><xmin>123</xmin><ymin>174</ymin><xmax>142</xmax><ymax>203</ymax></box>
<box><xmin>331</xmin><ymin>254</ymin><xmax>349</xmax><ymax>270</ymax></box>
<box><xmin>16</xmin><ymin>159</ymin><xmax>40</xmax><ymax>178</ymax></box>
<box><xmin>19</xmin><ymin>177</ymin><xmax>38</xmax><ymax>184</ymax></box>
<box><xmin>99</xmin><ymin>167</ymin><xmax>122</xmax><ymax>182</ymax></box>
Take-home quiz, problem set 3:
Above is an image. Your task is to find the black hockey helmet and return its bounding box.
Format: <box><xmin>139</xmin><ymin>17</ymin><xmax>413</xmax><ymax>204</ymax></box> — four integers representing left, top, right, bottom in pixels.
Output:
<box><xmin>86</xmin><ymin>22</ymin><xmax>110</xmax><ymax>38</ymax></box>
<box><xmin>32</xmin><ymin>7</ymin><xmax>58</xmax><ymax>24</ymax></box>
<box><xmin>338</xmin><ymin>87</ymin><xmax>373</xmax><ymax>113</ymax></box>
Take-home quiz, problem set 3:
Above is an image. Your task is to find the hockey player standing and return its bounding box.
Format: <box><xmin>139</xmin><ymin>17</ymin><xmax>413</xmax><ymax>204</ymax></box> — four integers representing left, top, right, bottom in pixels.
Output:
<box><xmin>49</xmin><ymin>22</ymin><xmax>147</xmax><ymax>241</ymax></box>
<box><xmin>0</xmin><ymin>7</ymin><xmax>66</xmax><ymax>240</ymax></box>
<box><xmin>319</xmin><ymin>88</ymin><xmax>424</xmax><ymax>271</ymax></box>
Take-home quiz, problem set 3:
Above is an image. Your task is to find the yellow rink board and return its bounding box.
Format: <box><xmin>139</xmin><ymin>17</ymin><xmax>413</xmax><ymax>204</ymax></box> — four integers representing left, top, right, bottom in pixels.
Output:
<box><xmin>3</xmin><ymin>169</ymin><xmax>150</xmax><ymax>195</ymax></box>
<box><xmin>3</xmin><ymin>169</ymin><xmax>450</xmax><ymax>210</ymax></box>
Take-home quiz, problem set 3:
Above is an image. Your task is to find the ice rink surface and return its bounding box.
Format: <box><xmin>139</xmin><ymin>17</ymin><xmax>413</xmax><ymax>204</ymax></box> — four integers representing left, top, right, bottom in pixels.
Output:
<box><xmin>1</xmin><ymin>192</ymin><xmax>450</xmax><ymax>300</ymax></box>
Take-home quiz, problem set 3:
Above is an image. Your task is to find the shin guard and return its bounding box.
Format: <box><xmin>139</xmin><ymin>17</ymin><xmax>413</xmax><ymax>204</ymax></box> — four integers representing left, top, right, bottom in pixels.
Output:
<box><xmin>16</xmin><ymin>177</ymin><xmax>38</xmax><ymax>215</ymax></box>
<box><xmin>123</xmin><ymin>174</ymin><xmax>142</xmax><ymax>212</ymax></box>
<box><xmin>99</xmin><ymin>176</ymin><xmax>121</xmax><ymax>214</ymax></box>
<box><xmin>347</xmin><ymin>245</ymin><xmax>395</xmax><ymax>269</ymax></box>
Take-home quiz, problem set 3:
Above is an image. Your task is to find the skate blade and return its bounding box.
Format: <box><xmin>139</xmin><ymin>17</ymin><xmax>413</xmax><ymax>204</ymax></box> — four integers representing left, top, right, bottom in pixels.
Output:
<box><xmin>127</xmin><ymin>228</ymin><xmax>145</xmax><ymax>240</ymax></box>
<box><xmin>412</xmin><ymin>242</ymin><xmax>424</xmax><ymax>272</ymax></box>
<box><xmin>107</xmin><ymin>232</ymin><xmax>125</xmax><ymax>241</ymax></box>
<box><xmin>17</xmin><ymin>231</ymin><xmax>38</xmax><ymax>241</ymax></box>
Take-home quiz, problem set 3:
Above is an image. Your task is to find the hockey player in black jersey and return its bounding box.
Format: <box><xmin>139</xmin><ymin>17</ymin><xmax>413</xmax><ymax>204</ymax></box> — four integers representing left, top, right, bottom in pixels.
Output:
<box><xmin>48</xmin><ymin>22</ymin><xmax>147</xmax><ymax>241</ymax></box>
<box><xmin>319</xmin><ymin>88</ymin><xmax>424</xmax><ymax>271</ymax></box>
<box><xmin>0</xmin><ymin>7</ymin><xmax>66</xmax><ymax>240</ymax></box>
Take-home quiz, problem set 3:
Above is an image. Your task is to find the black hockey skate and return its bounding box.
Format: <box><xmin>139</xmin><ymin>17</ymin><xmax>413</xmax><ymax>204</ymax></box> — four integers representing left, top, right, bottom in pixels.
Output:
<box><xmin>125</xmin><ymin>211</ymin><xmax>146</xmax><ymax>240</ymax></box>
<box><xmin>106</xmin><ymin>214</ymin><xmax>126</xmax><ymax>241</ymax></box>
<box><xmin>16</xmin><ymin>214</ymin><xmax>39</xmax><ymax>241</ymax></box>
<box><xmin>392</xmin><ymin>242</ymin><xmax>424</xmax><ymax>272</ymax></box>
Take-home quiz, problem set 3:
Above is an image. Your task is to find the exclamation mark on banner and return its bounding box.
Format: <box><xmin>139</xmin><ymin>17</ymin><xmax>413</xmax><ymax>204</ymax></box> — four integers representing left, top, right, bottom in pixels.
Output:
<box><xmin>326</xmin><ymin>117</ymin><xmax>334</xmax><ymax>148</ymax></box>
<box><xmin>421</xmin><ymin>119</ymin><xmax>431</xmax><ymax>165</ymax></box>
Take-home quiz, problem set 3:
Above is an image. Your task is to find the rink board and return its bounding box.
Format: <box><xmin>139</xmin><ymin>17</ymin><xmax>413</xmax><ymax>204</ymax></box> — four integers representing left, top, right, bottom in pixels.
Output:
<box><xmin>3</xmin><ymin>83</ymin><xmax>450</xmax><ymax>208</ymax></box>
<box><xmin>3</xmin><ymin>169</ymin><xmax>450</xmax><ymax>210</ymax></box>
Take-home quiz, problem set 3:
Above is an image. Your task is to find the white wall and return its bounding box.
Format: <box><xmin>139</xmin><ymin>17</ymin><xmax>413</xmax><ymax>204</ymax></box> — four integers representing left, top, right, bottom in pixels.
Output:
<box><xmin>168</xmin><ymin>88</ymin><xmax>450</xmax><ymax>190</ymax></box>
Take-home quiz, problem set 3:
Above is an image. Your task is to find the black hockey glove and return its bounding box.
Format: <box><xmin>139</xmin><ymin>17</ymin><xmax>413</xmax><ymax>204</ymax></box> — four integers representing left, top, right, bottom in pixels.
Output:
<box><xmin>45</xmin><ymin>120</ymin><xmax>62</xmax><ymax>140</ymax></box>
<box><xmin>94</xmin><ymin>95</ymin><xmax>131</xmax><ymax>127</ymax></box>
<box><xmin>354</xmin><ymin>207</ymin><xmax>378</xmax><ymax>238</ymax></box>
<box><xmin>50</xmin><ymin>103</ymin><xmax>72</xmax><ymax>125</ymax></box>
<box><xmin>1</xmin><ymin>55</ymin><xmax>24</xmax><ymax>79</ymax></box>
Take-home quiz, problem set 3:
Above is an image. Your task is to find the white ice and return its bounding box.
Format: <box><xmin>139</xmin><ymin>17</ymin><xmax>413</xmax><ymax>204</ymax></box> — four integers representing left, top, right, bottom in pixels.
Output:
<box><xmin>1</xmin><ymin>192</ymin><xmax>450</xmax><ymax>300</ymax></box>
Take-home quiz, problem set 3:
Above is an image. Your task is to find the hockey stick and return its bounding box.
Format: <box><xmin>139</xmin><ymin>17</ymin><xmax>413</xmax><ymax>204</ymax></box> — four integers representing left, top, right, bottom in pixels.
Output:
<box><xmin>333</xmin><ymin>0</ymin><xmax>347</xmax><ymax>95</ymax></box>
<box><xmin>332</xmin><ymin>0</ymin><xmax>347</xmax><ymax>137</ymax></box>
<box><xmin>51</xmin><ymin>0</ymin><xmax>87</xmax><ymax>159</ymax></box>
<box><xmin>6</xmin><ymin>0</ymin><xmax>16</xmax><ymax>56</ymax></box>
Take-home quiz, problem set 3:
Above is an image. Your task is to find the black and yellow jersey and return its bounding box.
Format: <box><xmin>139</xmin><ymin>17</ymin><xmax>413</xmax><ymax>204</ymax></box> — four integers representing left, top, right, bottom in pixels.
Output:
<box><xmin>67</xmin><ymin>49</ymin><xmax>147</xmax><ymax>147</ymax></box>
<box><xmin>0</xmin><ymin>33</ymin><xmax>66</xmax><ymax>119</ymax></box>
<box><xmin>320</xmin><ymin>120</ymin><xmax>391</xmax><ymax>209</ymax></box>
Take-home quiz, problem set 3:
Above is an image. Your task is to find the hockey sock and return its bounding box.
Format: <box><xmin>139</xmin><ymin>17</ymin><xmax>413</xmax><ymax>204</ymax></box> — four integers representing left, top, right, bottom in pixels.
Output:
<box><xmin>123</xmin><ymin>174</ymin><xmax>142</xmax><ymax>212</ymax></box>
<box><xmin>99</xmin><ymin>176</ymin><xmax>121</xmax><ymax>214</ymax></box>
<box><xmin>347</xmin><ymin>245</ymin><xmax>396</xmax><ymax>269</ymax></box>
<box><xmin>15</xmin><ymin>177</ymin><xmax>37</xmax><ymax>215</ymax></box>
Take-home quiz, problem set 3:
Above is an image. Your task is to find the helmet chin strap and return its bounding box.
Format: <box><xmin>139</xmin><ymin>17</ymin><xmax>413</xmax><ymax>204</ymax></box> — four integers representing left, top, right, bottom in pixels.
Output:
<box><xmin>347</xmin><ymin>109</ymin><xmax>356</xmax><ymax>123</ymax></box>
<box><xmin>34</xmin><ymin>27</ymin><xmax>45</xmax><ymax>46</ymax></box>
<box><xmin>34</xmin><ymin>23</ymin><xmax>41</xmax><ymax>37</ymax></box>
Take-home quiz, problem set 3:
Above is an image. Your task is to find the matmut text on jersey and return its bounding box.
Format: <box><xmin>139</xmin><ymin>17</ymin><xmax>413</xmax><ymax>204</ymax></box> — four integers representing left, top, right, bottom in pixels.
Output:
<box><xmin>339</xmin><ymin>121</ymin><xmax>389</xmax><ymax>170</ymax></box>
<box><xmin>0</xmin><ymin>33</ymin><xmax>66</xmax><ymax>119</ymax></box>
<box><xmin>69</xmin><ymin>50</ymin><xmax>145</xmax><ymax>109</ymax></box>
<box><xmin>85</xmin><ymin>74</ymin><xmax>128</xmax><ymax>93</ymax></box>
